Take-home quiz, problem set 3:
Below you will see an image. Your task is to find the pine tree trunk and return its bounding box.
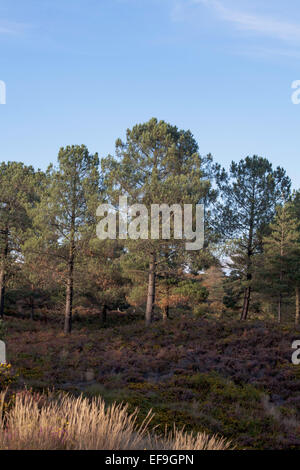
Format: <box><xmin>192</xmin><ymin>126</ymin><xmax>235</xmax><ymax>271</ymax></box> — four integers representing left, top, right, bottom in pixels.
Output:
<box><xmin>278</xmin><ymin>294</ymin><xmax>282</xmax><ymax>324</ymax></box>
<box><xmin>64</xmin><ymin>259</ymin><xmax>74</xmax><ymax>334</ymax></box>
<box><xmin>0</xmin><ymin>228</ymin><xmax>9</xmax><ymax>319</ymax></box>
<box><xmin>101</xmin><ymin>304</ymin><xmax>107</xmax><ymax>324</ymax></box>
<box><xmin>30</xmin><ymin>296</ymin><xmax>34</xmax><ymax>321</ymax></box>
<box><xmin>162</xmin><ymin>305</ymin><xmax>169</xmax><ymax>322</ymax></box>
<box><xmin>241</xmin><ymin>285</ymin><xmax>251</xmax><ymax>320</ymax></box>
<box><xmin>0</xmin><ymin>267</ymin><xmax>5</xmax><ymax>320</ymax></box>
<box><xmin>145</xmin><ymin>252</ymin><xmax>156</xmax><ymax>326</ymax></box>
<box><xmin>277</xmin><ymin>239</ymin><xmax>284</xmax><ymax>325</ymax></box>
<box><xmin>64</xmin><ymin>224</ymin><xmax>75</xmax><ymax>334</ymax></box>
<box><xmin>240</xmin><ymin>216</ymin><xmax>253</xmax><ymax>321</ymax></box>
<box><xmin>296</xmin><ymin>286</ymin><xmax>300</xmax><ymax>327</ymax></box>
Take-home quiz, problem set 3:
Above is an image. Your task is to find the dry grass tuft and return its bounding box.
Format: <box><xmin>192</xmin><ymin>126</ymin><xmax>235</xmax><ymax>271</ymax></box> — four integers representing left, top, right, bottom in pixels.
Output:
<box><xmin>160</xmin><ymin>426</ymin><xmax>232</xmax><ymax>450</ymax></box>
<box><xmin>0</xmin><ymin>391</ymin><xmax>230</xmax><ymax>450</ymax></box>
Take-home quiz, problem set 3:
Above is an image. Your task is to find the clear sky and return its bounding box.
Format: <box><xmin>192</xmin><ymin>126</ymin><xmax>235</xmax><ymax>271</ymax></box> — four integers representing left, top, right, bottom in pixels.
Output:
<box><xmin>0</xmin><ymin>0</ymin><xmax>300</xmax><ymax>186</ymax></box>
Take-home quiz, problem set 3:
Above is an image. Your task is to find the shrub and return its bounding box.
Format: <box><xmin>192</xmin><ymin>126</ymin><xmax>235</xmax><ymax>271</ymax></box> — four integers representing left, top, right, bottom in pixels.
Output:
<box><xmin>0</xmin><ymin>364</ymin><xmax>17</xmax><ymax>390</ymax></box>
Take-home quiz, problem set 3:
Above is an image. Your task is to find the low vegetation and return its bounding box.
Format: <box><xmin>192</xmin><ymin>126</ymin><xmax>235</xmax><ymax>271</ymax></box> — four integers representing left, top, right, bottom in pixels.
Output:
<box><xmin>2</xmin><ymin>312</ymin><xmax>300</xmax><ymax>450</ymax></box>
<box><xmin>0</xmin><ymin>390</ymin><xmax>230</xmax><ymax>450</ymax></box>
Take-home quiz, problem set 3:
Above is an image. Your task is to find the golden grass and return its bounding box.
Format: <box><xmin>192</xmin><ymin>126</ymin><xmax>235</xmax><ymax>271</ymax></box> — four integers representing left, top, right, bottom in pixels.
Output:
<box><xmin>161</xmin><ymin>427</ymin><xmax>231</xmax><ymax>450</ymax></box>
<box><xmin>0</xmin><ymin>391</ymin><xmax>231</xmax><ymax>450</ymax></box>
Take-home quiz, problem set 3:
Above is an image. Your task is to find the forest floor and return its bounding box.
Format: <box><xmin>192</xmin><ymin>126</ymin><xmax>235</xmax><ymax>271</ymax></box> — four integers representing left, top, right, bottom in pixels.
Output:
<box><xmin>3</xmin><ymin>310</ymin><xmax>300</xmax><ymax>450</ymax></box>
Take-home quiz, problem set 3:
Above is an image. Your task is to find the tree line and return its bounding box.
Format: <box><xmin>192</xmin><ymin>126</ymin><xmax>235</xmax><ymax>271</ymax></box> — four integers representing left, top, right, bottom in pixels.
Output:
<box><xmin>0</xmin><ymin>118</ymin><xmax>298</xmax><ymax>333</ymax></box>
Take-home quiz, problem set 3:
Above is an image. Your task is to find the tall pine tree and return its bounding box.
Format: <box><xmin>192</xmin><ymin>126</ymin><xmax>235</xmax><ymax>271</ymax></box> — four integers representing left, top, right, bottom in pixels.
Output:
<box><xmin>28</xmin><ymin>145</ymin><xmax>100</xmax><ymax>333</ymax></box>
<box><xmin>215</xmin><ymin>156</ymin><xmax>291</xmax><ymax>320</ymax></box>
<box><xmin>102</xmin><ymin>118</ymin><xmax>213</xmax><ymax>325</ymax></box>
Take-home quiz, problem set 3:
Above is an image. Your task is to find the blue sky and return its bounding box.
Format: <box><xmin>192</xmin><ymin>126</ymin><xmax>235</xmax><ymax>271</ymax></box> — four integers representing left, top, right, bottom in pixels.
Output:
<box><xmin>0</xmin><ymin>0</ymin><xmax>300</xmax><ymax>186</ymax></box>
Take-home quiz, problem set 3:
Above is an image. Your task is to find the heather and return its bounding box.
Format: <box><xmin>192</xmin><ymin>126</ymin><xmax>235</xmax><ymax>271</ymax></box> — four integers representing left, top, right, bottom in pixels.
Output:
<box><xmin>3</xmin><ymin>312</ymin><xmax>300</xmax><ymax>450</ymax></box>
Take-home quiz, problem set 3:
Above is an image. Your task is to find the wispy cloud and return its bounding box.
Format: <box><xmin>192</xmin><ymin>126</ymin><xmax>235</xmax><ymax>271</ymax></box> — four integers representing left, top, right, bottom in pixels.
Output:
<box><xmin>0</xmin><ymin>20</ymin><xmax>29</xmax><ymax>35</ymax></box>
<box><xmin>232</xmin><ymin>45</ymin><xmax>300</xmax><ymax>61</ymax></box>
<box><xmin>192</xmin><ymin>0</ymin><xmax>300</xmax><ymax>42</ymax></box>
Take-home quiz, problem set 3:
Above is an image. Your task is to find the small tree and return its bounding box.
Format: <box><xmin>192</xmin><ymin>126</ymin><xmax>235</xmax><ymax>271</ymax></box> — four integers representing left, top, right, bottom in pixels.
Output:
<box><xmin>260</xmin><ymin>204</ymin><xmax>300</xmax><ymax>323</ymax></box>
<box><xmin>202</xmin><ymin>265</ymin><xmax>225</xmax><ymax>316</ymax></box>
<box><xmin>290</xmin><ymin>191</ymin><xmax>300</xmax><ymax>326</ymax></box>
<box><xmin>172</xmin><ymin>278</ymin><xmax>208</xmax><ymax>316</ymax></box>
<box><xmin>77</xmin><ymin>238</ymin><xmax>129</xmax><ymax>323</ymax></box>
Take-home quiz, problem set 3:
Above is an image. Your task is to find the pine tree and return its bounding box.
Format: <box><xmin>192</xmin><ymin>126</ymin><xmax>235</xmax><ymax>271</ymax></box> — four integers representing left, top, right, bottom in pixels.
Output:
<box><xmin>290</xmin><ymin>191</ymin><xmax>300</xmax><ymax>326</ymax></box>
<box><xmin>215</xmin><ymin>156</ymin><xmax>291</xmax><ymax>320</ymax></box>
<box><xmin>28</xmin><ymin>145</ymin><xmax>100</xmax><ymax>333</ymax></box>
<box><xmin>261</xmin><ymin>203</ymin><xmax>300</xmax><ymax>323</ymax></box>
<box><xmin>102</xmin><ymin>118</ymin><xmax>213</xmax><ymax>326</ymax></box>
<box><xmin>0</xmin><ymin>162</ymin><xmax>38</xmax><ymax>318</ymax></box>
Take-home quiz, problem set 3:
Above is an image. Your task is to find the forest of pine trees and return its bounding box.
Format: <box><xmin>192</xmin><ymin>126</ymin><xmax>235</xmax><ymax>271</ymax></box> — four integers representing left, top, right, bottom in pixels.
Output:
<box><xmin>0</xmin><ymin>118</ymin><xmax>299</xmax><ymax>333</ymax></box>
